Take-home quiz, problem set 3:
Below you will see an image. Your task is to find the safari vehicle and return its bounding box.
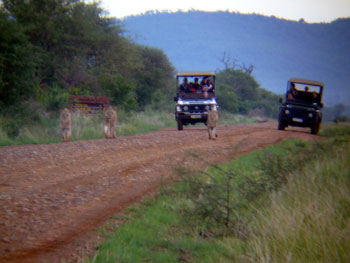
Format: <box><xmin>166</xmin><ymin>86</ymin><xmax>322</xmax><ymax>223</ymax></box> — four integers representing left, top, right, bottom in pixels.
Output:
<box><xmin>174</xmin><ymin>72</ymin><xmax>218</xmax><ymax>130</ymax></box>
<box><xmin>278</xmin><ymin>78</ymin><xmax>324</xmax><ymax>134</ymax></box>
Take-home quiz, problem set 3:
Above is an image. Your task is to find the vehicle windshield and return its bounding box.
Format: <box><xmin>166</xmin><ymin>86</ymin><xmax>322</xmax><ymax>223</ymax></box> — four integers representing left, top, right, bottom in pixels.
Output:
<box><xmin>177</xmin><ymin>75</ymin><xmax>216</xmax><ymax>99</ymax></box>
<box><xmin>286</xmin><ymin>81</ymin><xmax>322</xmax><ymax>105</ymax></box>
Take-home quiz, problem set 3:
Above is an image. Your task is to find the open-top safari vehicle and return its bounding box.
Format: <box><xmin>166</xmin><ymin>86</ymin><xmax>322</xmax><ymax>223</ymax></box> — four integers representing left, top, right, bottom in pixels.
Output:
<box><xmin>278</xmin><ymin>78</ymin><xmax>324</xmax><ymax>134</ymax></box>
<box><xmin>174</xmin><ymin>72</ymin><xmax>219</xmax><ymax>130</ymax></box>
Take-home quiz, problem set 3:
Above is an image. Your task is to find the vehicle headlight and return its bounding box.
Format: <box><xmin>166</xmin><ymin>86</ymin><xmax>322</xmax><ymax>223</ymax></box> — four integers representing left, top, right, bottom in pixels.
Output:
<box><xmin>285</xmin><ymin>110</ymin><xmax>290</xmax><ymax>115</ymax></box>
<box><xmin>308</xmin><ymin>113</ymin><xmax>313</xmax><ymax>118</ymax></box>
<box><xmin>183</xmin><ymin>106</ymin><xmax>189</xmax><ymax>111</ymax></box>
<box><xmin>205</xmin><ymin>105</ymin><xmax>210</xmax><ymax>110</ymax></box>
<box><xmin>176</xmin><ymin>106</ymin><xmax>182</xmax><ymax>112</ymax></box>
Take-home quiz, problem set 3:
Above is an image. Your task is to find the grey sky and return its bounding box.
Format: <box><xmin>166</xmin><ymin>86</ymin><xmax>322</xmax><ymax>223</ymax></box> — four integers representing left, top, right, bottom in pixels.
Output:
<box><xmin>93</xmin><ymin>0</ymin><xmax>350</xmax><ymax>22</ymax></box>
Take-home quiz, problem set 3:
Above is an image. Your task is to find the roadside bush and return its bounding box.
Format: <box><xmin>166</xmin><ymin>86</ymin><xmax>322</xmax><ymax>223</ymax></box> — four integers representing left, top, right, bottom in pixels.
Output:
<box><xmin>2</xmin><ymin>119</ymin><xmax>20</xmax><ymax>138</ymax></box>
<box><xmin>178</xmin><ymin>140</ymin><xmax>316</xmax><ymax>237</ymax></box>
<box><xmin>100</xmin><ymin>74</ymin><xmax>138</xmax><ymax>111</ymax></box>
<box><xmin>319</xmin><ymin>122</ymin><xmax>350</xmax><ymax>138</ymax></box>
<box><xmin>44</xmin><ymin>85</ymin><xmax>70</xmax><ymax>111</ymax></box>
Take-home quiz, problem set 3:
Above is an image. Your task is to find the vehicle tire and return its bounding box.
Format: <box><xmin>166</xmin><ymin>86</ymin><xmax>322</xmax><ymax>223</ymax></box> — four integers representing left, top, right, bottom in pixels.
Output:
<box><xmin>278</xmin><ymin>119</ymin><xmax>286</xmax><ymax>130</ymax></box>
<box><xmin>310</xmin><ymin>121</ymin><xmax>320</xmax><ymax>135</ymax></box>
<box><xmin>177</xmin><ymin>119</ymin><xmax>183</xmax><ymax>131</ymax></box>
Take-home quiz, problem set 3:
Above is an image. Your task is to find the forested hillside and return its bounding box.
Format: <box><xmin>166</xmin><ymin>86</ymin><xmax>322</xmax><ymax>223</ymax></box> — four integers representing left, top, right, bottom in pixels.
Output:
<box><xmin>123</xmin><ymin>10</ymin><xmax>350</xmax><ymax>106</ymax></box>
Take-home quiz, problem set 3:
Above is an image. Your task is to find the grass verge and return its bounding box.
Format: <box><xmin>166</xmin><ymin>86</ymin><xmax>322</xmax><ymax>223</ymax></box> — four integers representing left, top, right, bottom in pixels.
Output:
<box><xmin>88</xmin><ymin>123</ymin><xmax>350</xmax><ymax>263</ymax></box>
<box><xmin>0</xmin><ymin>109</ymin><xmax>260</xmax><ymax>146</ymax></box>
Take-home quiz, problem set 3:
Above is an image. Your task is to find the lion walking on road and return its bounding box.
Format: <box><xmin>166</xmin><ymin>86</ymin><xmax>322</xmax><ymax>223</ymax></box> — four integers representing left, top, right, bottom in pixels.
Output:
<box><xmin>104</xmin><ymin>105</ymin><xmax>117</xmax><ymax>139</ymax></box>
<box><xmin>60</xmin><ymin>108</ymin><xmax>72</xmax><ymax>142</ymax></box>
<box><xmin>207</xmin><ymin>105</ymin><xmax>218</xmax><ymax>140</ymax></box>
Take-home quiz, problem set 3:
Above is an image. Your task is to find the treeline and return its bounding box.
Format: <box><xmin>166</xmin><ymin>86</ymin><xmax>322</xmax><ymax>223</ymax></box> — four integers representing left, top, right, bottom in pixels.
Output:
<box><xmin>0</xmin><ymin>0</ymin><xmax>174</xmax><ymax>116</ymax></box>
<box><xmin>216</xmin><ymin>69</ymin><xmax>280</xmax><ymax>117</ymax></box>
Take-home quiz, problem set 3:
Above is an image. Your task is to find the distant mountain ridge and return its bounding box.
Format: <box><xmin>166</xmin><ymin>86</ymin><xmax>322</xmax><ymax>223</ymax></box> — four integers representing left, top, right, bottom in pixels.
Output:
<box><xmin>122</xmin><ymin>11</ymin><xmax>350</xmax><ymax>106</ymax></box>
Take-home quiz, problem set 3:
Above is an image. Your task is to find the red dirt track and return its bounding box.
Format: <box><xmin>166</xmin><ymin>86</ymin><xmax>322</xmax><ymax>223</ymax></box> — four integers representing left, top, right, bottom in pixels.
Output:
<box><xmin>0</xmin><ymin>122</ymin><xmax>322</xmax><ymax>262</ymax></box>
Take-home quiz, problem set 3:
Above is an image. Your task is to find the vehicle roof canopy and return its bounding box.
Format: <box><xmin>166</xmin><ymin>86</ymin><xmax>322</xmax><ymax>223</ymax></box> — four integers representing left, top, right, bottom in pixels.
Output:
<box><xmin>288</xmin><ymin>78</ymin><xmax>324</xmax><ymax>87</ymax></box>
<box><xmin>176</xmin><ymin>72</ymin><xmax>216</xmax><ymax>77</ymax></box>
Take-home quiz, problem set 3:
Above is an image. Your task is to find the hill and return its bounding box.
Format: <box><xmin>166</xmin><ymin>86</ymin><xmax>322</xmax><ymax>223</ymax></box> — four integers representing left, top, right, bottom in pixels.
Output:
<box><xmin>123</xmin><ymin>10</ymin><xmax>350</xmax><ymax>106</ymax></box>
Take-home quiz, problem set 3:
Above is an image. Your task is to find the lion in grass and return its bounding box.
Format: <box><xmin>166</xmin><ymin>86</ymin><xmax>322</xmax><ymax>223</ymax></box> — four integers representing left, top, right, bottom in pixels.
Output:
<box><xmin>207</xmin><ymin>105</ymin><xmax>218</xmax><ymax>140</ymax></box>
<box><xmin>60</xmin><ymin>108</ymin><xmax>72</xmax><ymax>142</ymax></box>
<box><xmin>104</xmin><ymin>105</ymin><xmax>117</xmax><ymax>139</ymax></box>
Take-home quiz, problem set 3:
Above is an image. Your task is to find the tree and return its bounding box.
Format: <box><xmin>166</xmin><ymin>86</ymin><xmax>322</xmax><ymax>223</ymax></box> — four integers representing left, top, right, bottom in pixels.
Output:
<box><xmin>216</xmin><ymin>68</ymin><xmax>279</xmax><ymax>117</ymax></box>
<box><xmin>100</xmin><ymin>74</ymin><xmax>137</xmax><ymax>111</ymax></box>
<box><xmin>219</xmin><ymin>52</ymin><xmax>254</xmax><ymax>74</ymax></box>
<box><xmin>2</xmin><ymin>0</ymin><xmax>125</xmax><ymax>90</ymax></box>
<box><xmin>217</xmin><ymin>68</ymin><xmax>259</xmax><ymax>101</ymax></box>
<box><xmin>0</xmin><ymin>11</ymin><xmax>36</xmax><ymax>108</ymax></box>
<box><xmin>1</xmin><ymin>0</ymin><xmax>176</xmax><ymax>112</ymax></box>
<box><xmin>216</xmin><ymin>85</ymin><xmax>239</xmax><ymax>113</ymax></box>
<box><xmin>132</xmin><ymin>46</ymin><xmax>174</xmax><ymax>107</ymax></box>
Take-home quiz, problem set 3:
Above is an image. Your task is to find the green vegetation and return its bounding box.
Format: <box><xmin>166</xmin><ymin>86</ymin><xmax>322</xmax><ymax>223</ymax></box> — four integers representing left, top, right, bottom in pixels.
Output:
<box><xmin>0</xmin><ymin>109</ymin><xmax>175</xmax><ymax>146</ymax></box>
<box><xmin>88</xmin><ymin>123</ymin><xmax>350</xmax><ymax>263</ymax></box>
<box><xmin>216</xmin><ymin>69</ymin><xmax>280</xmax><ymax>117</ymax></box>
<box><xmin>0</xmin><ymin>109</ymin><xmax>264</xmax><ymax>146</ymax></box>
<box><xmin>0</xmin><ymin>0</ymin><xmax>174</xmax><ymax>114</ymax></box>
<box><xmin>1</xmin><ymin>1</ymin><xmax>280</xmax><ymax>143</ymax></box>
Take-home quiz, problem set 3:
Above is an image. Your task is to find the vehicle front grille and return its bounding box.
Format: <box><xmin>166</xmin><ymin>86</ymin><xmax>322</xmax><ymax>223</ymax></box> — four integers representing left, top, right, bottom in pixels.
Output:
<box><xmin>290</xmin><ymin>107</ymin><xmax>313</xmax><ymax>118</ymax></box>
<box><xmin>185</xmin><ymin>105</ymin><xmax>207</xmax><ymax>112</ymax></box>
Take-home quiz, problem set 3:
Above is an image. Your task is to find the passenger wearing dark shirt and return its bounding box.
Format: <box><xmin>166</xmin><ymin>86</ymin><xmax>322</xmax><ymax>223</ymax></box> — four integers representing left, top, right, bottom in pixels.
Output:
<box><xmin>180</xmin><ymin>77</ymin><xmax>190</xmax><ymax>92</ymax></box>
<box><xmin>192</xmin><ymin>78</ymin><xmax>201</xmax><ymax>92</ymax></box>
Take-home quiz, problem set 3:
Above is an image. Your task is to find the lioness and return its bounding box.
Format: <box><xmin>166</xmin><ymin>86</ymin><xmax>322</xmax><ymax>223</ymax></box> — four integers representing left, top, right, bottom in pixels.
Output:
<box><xmin>60</xmin><ymin>108</ymin><xmax>72</xmax><ymax>142</ymax></box>
<box><xmin>207</xmin><ymin>105</ymin><xmax>218</xmax><ymax>140</ymax></box>
<box><xmin>104</xmin><ymin>105</ymin><xmax>117</xmax><ymax>139</ymax></box>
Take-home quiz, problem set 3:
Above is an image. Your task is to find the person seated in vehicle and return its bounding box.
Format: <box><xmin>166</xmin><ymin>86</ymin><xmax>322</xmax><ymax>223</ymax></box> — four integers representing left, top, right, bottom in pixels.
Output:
<box><xmin>179</xmin><ymin>78</ymin><xmax>190</xmax><ymax>93</ymax></box>
<box><xmin>302</xmin><ymin>86</ymin><xmax>314</xmax><ymax>103</ymax></box>
<box><xmin>201</xmin><ymin>78</ymin><xmax>210</xmax><ymax>98</ymax></box>
<box><xmin>192</xmin><ymin>78</ymin><xmax>201</xmax><ymax>92</ymax></box>
<box><xmin>207</xmin><ymin>79</ymin><xmax>215</xmax><ymax>93</ymax></box>
<box><xmin>287</xmin><ymin>82</ymin><xmax>298</xmax><ymax>100</ymax></box>
<box><xmin>188</xmin><ymin>83</ymin><xmax>197</xmax><ymax>93</ymax></box>
<box><xmin>300</xmin><ymin>86</ymin><xmax>320</xmax><ymax>104</ymax></box>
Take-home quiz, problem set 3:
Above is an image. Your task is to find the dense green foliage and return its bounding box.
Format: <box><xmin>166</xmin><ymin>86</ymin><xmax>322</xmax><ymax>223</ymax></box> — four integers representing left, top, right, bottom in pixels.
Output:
<box><xmin>0</xmin><ymin>0</ymin><xmax>175</xmax><ymax>113</ymax></box>
<box><xmin>89</xmin><ymin>124</ymin><xmax>350</xmax><ymax>263</ymax></box>
<box><xmin>124</xmin><ymin>10</ymin><xmax>350</xmax><ymax>106</ymax></box>
<box><xmin>0</xmin><ymin>11</ymin><xmax>35</xmax><ymax>107</ymax></box>
<box><xmin>216</xmin><ymin>68</ymin><xmax>280</xmax><ymax>117</ymax></box>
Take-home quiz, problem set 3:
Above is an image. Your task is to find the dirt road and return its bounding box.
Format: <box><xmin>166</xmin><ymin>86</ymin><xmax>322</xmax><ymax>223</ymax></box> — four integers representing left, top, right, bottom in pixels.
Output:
<box><xmin>0</xmin><ymin>122</ymin><xmax>322</xmax><ymax>262</ymax></box>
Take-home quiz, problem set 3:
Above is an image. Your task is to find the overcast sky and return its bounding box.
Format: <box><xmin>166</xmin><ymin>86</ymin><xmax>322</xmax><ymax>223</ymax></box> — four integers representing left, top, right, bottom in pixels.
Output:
<box><xmin>91</xmin><ymin>0</ymin><xmax>350</xmax><ymax>23</ymax></box>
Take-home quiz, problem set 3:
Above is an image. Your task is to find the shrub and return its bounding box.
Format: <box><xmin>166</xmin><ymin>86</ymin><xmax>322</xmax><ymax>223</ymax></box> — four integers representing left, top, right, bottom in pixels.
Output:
<box><xmin>2</xmin><ymin>119</ymin><xmax>20</xmax><ymax>138</ymax></box>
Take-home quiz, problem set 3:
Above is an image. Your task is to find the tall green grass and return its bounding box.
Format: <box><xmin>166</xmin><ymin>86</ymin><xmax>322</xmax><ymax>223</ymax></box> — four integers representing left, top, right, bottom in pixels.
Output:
<box><xmin>218</xmin><ymin>111</ymin><xmax>270</xmax><ymax>125</ymax></box>
<box><xmin>0</xmin><ymin>117</ymin><xmax>61</xmax><ymax>146</ymax></box>
<box><xmin>240</xmin><ymin>124</ymin><xmax>350</xmax><ymax>262</ymax></box>
<box><xmin>0</xmin><ymin>109</ymin><xmax>260</xmax><ymax>146</ymax></box>
<box><xmin>0</xmin><ymin>109</ymin><xmax>177</xmax><ymax>146</ymax></box>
